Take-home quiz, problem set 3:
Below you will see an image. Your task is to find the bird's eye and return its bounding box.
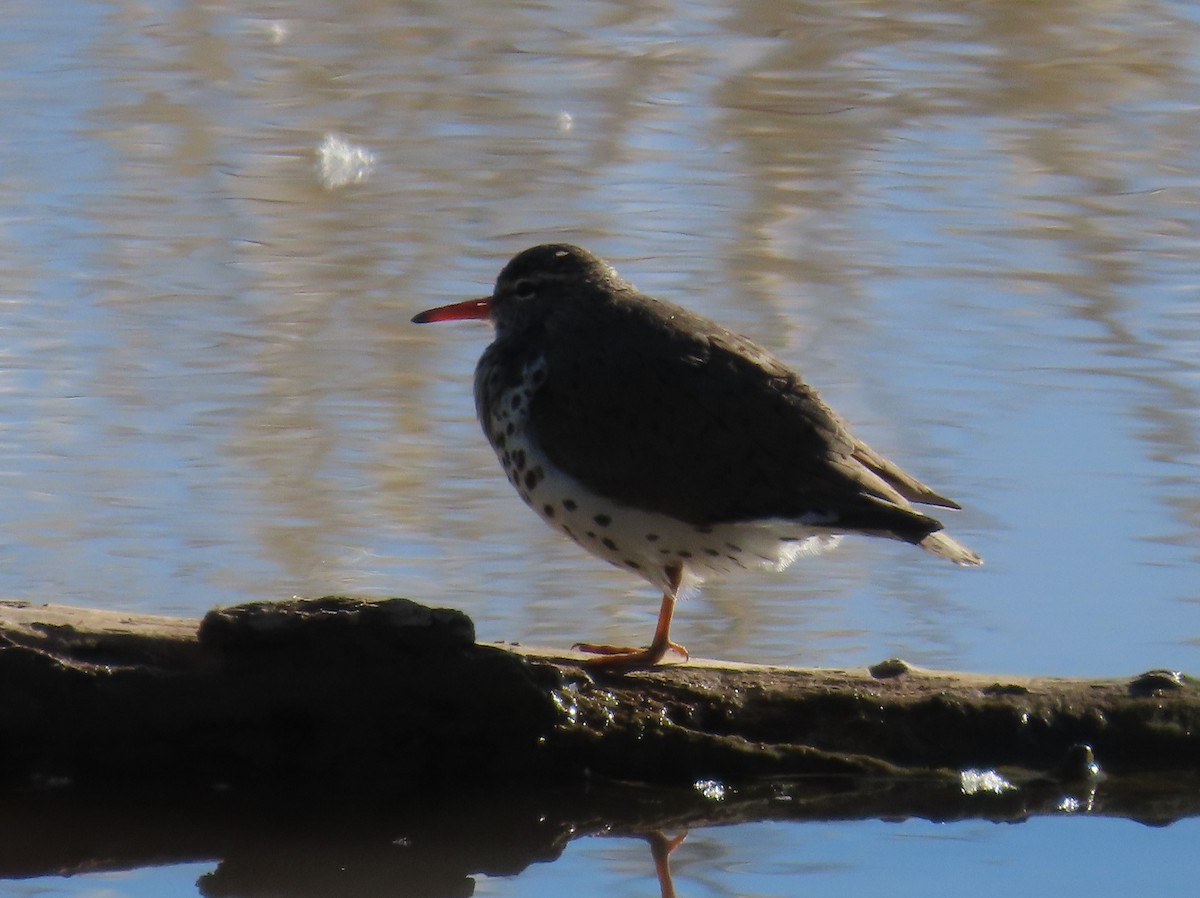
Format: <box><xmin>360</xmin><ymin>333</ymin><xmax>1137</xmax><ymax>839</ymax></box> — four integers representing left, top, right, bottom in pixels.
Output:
<box><xmin>513</xmin><ymin>278</ymin><xmax>536</xmax><ymax>300</ymax></box>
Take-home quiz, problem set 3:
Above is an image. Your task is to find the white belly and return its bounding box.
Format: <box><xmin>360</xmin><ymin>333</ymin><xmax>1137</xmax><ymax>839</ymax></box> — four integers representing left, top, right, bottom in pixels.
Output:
<box><xmin>482</xmin><ymin>363</ymin><xmax>842</xmax><ymax>597</ymax></box>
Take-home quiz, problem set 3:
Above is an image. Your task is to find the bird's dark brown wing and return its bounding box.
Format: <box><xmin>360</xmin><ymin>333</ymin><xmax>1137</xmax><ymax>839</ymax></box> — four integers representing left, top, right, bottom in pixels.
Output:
<box><xmin>529</xmin><ymin>293</ymin><xmax>954</xmax><ymax>540</ymax></box>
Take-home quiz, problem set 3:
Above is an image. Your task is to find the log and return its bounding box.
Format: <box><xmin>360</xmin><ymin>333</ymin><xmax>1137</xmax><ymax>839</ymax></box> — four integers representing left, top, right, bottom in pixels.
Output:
<box><xmin>0</xmin><ymin>595</ymin><xmax>1196</xmax><ymax>804</ymax></box>
<box><xmin>2</xmin><ymin>595</ymin><xmax>1199</xmax><ymax>884</ymax></box>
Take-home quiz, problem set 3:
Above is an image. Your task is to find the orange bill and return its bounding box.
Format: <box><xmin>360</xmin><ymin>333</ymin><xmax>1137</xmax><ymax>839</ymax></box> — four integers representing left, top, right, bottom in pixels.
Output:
<box><xmin>412</xmin><ymin>296</ymin><xmax>492</xmax><ymax>324</ymax></box>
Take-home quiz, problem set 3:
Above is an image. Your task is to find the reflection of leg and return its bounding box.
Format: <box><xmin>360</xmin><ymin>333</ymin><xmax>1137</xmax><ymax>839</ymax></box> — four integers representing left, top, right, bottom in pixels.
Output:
<box><xmin>646</xmin><ymin>830</ymin><xmax>688</xmax><ymax>898</ymax></box>
<box><xmin>576</xmin><ymin>562</ymin><xmax>688</xmax><ymax>670</ymax></box>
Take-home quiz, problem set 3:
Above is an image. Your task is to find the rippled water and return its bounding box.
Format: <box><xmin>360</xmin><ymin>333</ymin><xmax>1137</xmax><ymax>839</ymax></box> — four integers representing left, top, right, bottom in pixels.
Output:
<box><xmin>1</xmin><ymin>0</ymin><xmax>1198</xmax><ymax>894</ymax></box>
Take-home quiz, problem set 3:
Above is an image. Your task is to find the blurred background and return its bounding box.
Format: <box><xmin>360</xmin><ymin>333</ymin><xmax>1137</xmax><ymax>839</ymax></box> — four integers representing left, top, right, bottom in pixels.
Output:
<box><xmin>1</xmin><ymin>1</ymin><xmax>1198</xmax><ymax>677</ymax></box>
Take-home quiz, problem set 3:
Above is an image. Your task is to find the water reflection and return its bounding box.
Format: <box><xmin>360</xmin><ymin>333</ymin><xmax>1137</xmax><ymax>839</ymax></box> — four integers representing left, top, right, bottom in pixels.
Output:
<box><xmin>0</xmin><ymin>774</ymin><xmax>1191</xmax><ymax>898</ymax></box>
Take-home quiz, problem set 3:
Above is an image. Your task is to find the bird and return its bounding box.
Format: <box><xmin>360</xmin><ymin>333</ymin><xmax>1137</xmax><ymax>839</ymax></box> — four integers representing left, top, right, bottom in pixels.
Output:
<box><xmin>413</xmin><ymin>244</ymin><xmax>981</xmax><ymax>670</ymax></box>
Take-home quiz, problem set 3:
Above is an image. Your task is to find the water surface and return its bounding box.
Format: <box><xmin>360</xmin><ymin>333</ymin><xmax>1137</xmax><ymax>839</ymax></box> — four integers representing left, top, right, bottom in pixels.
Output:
<box><xmin>1</xmin><ymin>0</ymin><xmax>1198</xmax><ymax>894</ymax></box>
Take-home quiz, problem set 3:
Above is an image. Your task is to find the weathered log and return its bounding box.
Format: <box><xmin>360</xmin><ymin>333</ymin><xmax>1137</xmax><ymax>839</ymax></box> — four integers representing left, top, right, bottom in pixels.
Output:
<box><xmin>1</xmin><ymin>596</ymin><xmax>1198</xmax><ymax>885</ymax></box>
<box><xmin>0</xmin><ymin>595</ymin><xmax>1196</xmax><ymax>801</ymax></box>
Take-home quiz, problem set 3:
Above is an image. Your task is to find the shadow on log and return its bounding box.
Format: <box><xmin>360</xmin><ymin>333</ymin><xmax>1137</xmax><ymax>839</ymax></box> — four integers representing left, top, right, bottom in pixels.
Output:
<box><xmin>1</xmin><ymin>595</ymin><xmax>1198</xmax><ymax>880</ymax></box>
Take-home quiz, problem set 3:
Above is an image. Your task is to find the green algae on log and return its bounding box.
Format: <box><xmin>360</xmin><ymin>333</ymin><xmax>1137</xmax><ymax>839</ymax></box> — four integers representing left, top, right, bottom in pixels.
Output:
<box><xmin>0</xmin><ymin>596</ymin><xmax>1196</xmax><ymax>799</ymax></box>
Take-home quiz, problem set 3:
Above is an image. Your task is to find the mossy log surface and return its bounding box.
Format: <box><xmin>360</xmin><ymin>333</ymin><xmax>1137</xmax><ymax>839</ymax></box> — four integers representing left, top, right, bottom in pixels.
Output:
<box><xmin>0</xmin><ymin>595</ymin><xmax>1196</xmax><ymax>803</ymax></box>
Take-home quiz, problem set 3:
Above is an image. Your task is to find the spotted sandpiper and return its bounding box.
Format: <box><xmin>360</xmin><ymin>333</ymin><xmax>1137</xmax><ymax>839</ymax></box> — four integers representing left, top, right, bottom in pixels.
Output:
<box><xmin>414</xmin><ymin>244</ymin><xmax>981</xmax><ymax>670</ymax></box>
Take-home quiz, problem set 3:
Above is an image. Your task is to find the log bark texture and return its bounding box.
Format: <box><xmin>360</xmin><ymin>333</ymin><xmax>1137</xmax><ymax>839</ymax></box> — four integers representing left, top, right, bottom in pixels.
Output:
<box><xmin>0</xmin><ymin>595</ymin><xmax>1196</xmax><ymax>799</ymax></box>
<box><xmin>3</xmin><ymin>594</ymin><xmax>1198</xmax><ymax>886</ymax></box>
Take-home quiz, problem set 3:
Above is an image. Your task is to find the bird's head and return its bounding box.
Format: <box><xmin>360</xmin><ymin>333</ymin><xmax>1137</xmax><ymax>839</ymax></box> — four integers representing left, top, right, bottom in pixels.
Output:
<box><xmin>412</xmin><ymin>244</ymin><xmax>625</xmax><ymax>337</ymax></box>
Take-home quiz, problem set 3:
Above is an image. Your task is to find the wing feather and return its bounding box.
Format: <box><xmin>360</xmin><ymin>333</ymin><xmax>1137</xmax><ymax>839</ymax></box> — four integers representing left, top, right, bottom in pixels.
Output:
<box><xmin>529</xmin><ymin>293</ymin><xmax>958</xmax><ymax>541</ymax></box>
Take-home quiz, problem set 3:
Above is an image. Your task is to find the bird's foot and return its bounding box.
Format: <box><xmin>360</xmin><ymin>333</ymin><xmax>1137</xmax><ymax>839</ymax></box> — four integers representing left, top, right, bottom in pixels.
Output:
<box><xmin>573</xmin><ymin>639</ymin><xmax>689</xmax><ymax>670</ymax></box>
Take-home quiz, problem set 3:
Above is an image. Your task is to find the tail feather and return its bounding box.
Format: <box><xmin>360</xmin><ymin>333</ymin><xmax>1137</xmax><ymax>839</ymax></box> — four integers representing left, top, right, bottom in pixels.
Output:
<box><xmin>918</xmin><ymin>530</ymin><xmax>983</xmax><ymax>566</ymax></box>
<box><xmin>852</xmin><ymin>441</ymin><xmax>963</xmax><ymax>510</ymax></box>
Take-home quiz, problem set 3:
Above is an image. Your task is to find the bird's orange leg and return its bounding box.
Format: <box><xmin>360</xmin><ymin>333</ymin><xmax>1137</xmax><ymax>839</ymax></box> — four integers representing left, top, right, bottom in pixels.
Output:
<box><xmin>647</xmin><ymin>830</ymin><xmax>687</xmax><ymax>898</ymax></box>
<box><xmin>576</xmin><ymin>562</ymin><xmax>688</xmax><ymax>670</ymax></box>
